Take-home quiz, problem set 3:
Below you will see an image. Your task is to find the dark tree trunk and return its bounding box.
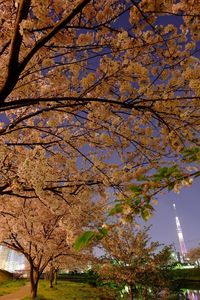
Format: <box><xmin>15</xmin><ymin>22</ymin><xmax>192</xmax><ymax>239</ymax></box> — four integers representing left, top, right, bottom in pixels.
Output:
<box><xmin>30</xmin><ymin>264</ymin><xmax>40</xmax><ymax>300</ymax></box>
<box><xmin>50</xmin><ymin>275</ymin><xmax>53</xmax><ymax>288</ymax></box>
<box><xmin>130</xmin><ymin>285</ymin><xmax>138</xmax><ymax>300</ymax></box>
<box><xmin>130</xmin><ymin>285</ymin><xmax>133</xmax><ymax>300</ymax></box>
<box><xmin>53</xmin><ymin>270</ymin><xmax>58</xmax><ymax>285</ymax></box>
<box><xmin>49</xmin><ymin>267</ymin><xmax>54</xmax><ymax>288</ymax></box>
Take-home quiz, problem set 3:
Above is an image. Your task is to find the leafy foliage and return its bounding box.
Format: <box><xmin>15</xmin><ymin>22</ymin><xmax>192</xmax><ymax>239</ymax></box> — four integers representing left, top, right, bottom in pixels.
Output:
<box><xmin>75</xmin><ymin>227</ymin><xmax>108</xmax><ymax>251</ymax></box>
<box><xmin>108</xmin><ymin>147</ymin><xmax>200</xmax><ymax>221</ymax></box>
<box><xmin>74</xmin><ymin>231</ymin><xmax>96</xmax><ymax>251</ymax></box>
<box><xmin>95</xmin><ymin>222</ymin><xmax>172</xmax><ymax>299</ymax></box>
<box><xmin>187</xmin><ymin>247</ymin><xmax>200</xmax><ymax>265</ymax></box>
<box><xmin>182</xmin><ymin>147</ymin><xmax>200</xmax><ymax>163</ymax></box>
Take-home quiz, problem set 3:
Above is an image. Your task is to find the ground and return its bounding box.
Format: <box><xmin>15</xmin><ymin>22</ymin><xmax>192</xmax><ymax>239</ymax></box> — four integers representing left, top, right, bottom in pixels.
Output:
<box><xmin>0</xmin><ymin>283</ymin><xmax>30</xmax><ymax>300</ymax></box>
<box><xmin>0</xmin><ymin>280</ymin><xmax>116</xmax><ymax>300</ymax></box>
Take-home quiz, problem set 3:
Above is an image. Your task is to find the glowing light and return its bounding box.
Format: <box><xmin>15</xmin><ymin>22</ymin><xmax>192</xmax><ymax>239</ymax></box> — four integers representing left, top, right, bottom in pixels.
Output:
<box><xmin>173</xmin><ymin>203</ymin><xmax>187</xmax><ymax>257</ymax></box>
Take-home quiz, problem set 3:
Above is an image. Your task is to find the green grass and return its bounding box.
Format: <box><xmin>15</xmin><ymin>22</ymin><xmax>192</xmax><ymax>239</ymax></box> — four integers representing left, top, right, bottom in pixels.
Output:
<box><xmin>171</xmin><ymin>268</ymin><xmax>200</xmax><ymax>281</ymax></box>
<box><xmin>0</xmin><ymin>279</ymin><xmax>27</xmax><ymax>296</ymax></box>
<box><xmin>0</xmin><ymin>270</ymin><xmax>27</xmax><ymax>296</ymax></box>
<box><xmin>22</xmin><ymin>280</ymin><xmax>116</xmax><ymax>300</ymax></box>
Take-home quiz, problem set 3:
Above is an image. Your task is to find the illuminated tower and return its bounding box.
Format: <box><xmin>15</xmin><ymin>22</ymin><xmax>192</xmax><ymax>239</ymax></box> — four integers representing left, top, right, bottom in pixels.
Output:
<box><xmin>173</xmin><ymin>203</ymin><xmax>187</xmax><ymax>257</ymax></box>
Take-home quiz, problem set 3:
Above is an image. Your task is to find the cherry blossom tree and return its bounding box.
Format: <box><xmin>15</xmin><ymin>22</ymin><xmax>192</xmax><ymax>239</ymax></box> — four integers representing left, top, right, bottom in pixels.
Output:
<box><xmin>95</xmin><ymin>222</ymin><xmax>172</xmax><ymax>299</ymax></box>
<box><xmin>0</xmin><ymin>185</ymin><xmax>105</xmax><ymax>299</ymax></box>
<box><xmin>0</xmin><ymin>0</ymin><xmax>199</xmax><ymax>226</ymax></box>
<box><xmin>0</xmin><ymin>3</ymin><xmax>199</xmax><ymax>298</ymax></box>
<box><xmin>187</xmin><ymin>247</ymin><xmax>200</xmax><ymax>266</ymax></box>
<box><xmin>45</xmin><ymin>249</ymin><xmax>93</xmax><ymax>288</ymax></box>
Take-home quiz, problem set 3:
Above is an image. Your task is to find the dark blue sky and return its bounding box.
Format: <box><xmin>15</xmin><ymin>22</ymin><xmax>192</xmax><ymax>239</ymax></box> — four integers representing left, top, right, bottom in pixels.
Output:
<box><xmin>147</xmin><ymin>177</ymin><xmax>200</xmax><ymax>251</ymax></box>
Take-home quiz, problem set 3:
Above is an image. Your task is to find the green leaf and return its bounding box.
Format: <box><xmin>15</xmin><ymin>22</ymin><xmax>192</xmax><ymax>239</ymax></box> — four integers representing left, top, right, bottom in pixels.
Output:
<box><xmin>168</xmin><ymin>183</ymin><xmax>175</xmax><ymax>191</ymax></box>
<box><xmin>98</xmin><ymin>227</ymin><xmax>108</xmax><ymax>236</ymax></box>
<box><xmin>114</xmin><ymin>199</ymin><xmax>121</xmax><ymax>204</ymax></box>
<box><xmin>89</xmin><ymin>226</ymin><xmax>109</xmax><ymax>241</ymax></box>
<box><xmin>152</xmin><ymin>165</ymin><xmax>181</xmax><ymax>182</ymax></box>
<box><xmin>136</xmin><ymin>175</ymin><xmax>149</xmax><ymax>181</ymax></box>
<box><xmin>129</xmin><ymin>185</ymin><xmax>143</xmax><ymax>193</ymax></box>
<box><xmin>96</xmin><ymin>234</ymin><xmax>104</xmax><ymax>241</ymax></box>
<box><xmin>74</xmin><ymin>231</ymin><xmax>96</xmax><ymax>251</ymax></box>
<box><xmin>144</xmin><ymin>204</ymin><xmax>154</xmax><ymax>211</ymax></box>
<box><xmin>134</xmin><ymin>199</ymin><xmax>141</xmax><ymax>206</ymax></box>
<box><xmin>141</xmin><ymin>209</ymin><xmax>151</xmax><ymax>221</ymax></box>
<box><xmin>159</xmin><ymin>167</ymin><xmax>168</xmax><ymax>175</ymax></box>
<box><xmin>108</xmin><ymin>203</ymin><xmax>123</xmax><ymax>216</ymax></box>
<box><xmin>182</xmin><ymin>147</ymin><xmax>200</xmax><ymax>162</ymax></box>
<box><xmin>144</xmin><ymin>195</ymin><xmax>151</xmax><ymax>203</ymax></box>
<box><xmin>96</xmin><ymin>227</ymin><xmax>108</xmax><ymax>240</ymax></box>
<box><xmin>124</xmin><ymin>214</ymin><xmax>133</xmax><ymax>223</ymax></box>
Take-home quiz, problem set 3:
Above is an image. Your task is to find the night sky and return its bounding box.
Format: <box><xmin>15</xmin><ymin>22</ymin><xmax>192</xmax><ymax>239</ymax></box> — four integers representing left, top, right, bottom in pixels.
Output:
<box><xmin>147</xmin><ymin>177</ymin><xmax>200</xmax><ymax>252</ymax></box>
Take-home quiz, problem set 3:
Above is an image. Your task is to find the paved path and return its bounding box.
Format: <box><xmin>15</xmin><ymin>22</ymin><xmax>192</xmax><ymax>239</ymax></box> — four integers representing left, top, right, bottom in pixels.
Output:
<box><xmin>0</xmin><ymin>284</ymin><xmax>30</xmax><ymax>300</ymax></box>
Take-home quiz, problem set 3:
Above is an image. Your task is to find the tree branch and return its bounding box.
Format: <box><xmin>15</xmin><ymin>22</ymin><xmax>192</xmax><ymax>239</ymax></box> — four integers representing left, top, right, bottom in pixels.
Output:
<box><xmin>0</xmin><ymin>0</ymin><xmax>31</xmax><ymax>101</ymax></box>
<box><xmin>0</xmin><ymin>0</ymin><xmax>91</xmax><ymax>103</ymax></box>
<box><xmin>19</xmin><ymin>0</ymin><xmax>91</xmax><ymax>79</ymax></box>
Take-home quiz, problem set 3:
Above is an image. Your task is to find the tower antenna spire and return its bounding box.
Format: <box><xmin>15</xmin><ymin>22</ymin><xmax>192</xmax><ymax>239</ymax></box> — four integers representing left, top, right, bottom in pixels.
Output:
<box><xmin>173</xmin><ymin>203</ymin><xmax>187</xmax><ymax>258</ymax></box>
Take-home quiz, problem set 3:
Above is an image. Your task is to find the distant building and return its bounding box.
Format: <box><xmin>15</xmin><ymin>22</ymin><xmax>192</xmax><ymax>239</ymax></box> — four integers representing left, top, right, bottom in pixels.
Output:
<box><xmin>0</xmin><ymin>245</ymin><xmax>26</xmax><ymax>273</ymax></box>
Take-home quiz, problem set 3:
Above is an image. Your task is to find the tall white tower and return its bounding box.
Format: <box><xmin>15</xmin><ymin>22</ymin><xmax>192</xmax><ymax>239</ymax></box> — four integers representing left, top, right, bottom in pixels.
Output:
<box><xmin>173</xmin><ymin>203</ymin><xmax>187</xmax><ymax>257</ymax></box>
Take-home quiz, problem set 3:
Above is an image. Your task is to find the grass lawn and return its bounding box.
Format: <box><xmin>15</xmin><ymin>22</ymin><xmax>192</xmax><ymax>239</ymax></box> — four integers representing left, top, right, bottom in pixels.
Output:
<box><xmin>22</xmin><ymin>280</ymin><xmax>117</xmax><ymax>300</ymax></box>
<box><xmin>0</xmin><ymin>279</ymin><xmax>27</xmax><ymax>296</ymax></box>
<box><xmin>0</xmin><ymin>269</ymin><xmax>27</xmax><ymax>296</ymax></box>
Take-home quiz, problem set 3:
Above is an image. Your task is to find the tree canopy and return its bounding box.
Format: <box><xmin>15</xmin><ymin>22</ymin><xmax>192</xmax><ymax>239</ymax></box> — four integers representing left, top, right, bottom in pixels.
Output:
<box><xmin>0</xmin><ymin>185</ymin><xmax>105</xmax><ymax>298</ymax></box>
<box><xmin>187</xmin><ymin>246</ymin><xmax>200</xmax><ymax>266</ymax></box>
<box><xmin>95</xmin><ymin>222</ymin><xmax>172</xmax><ymax>299</ymax></box>
<box><xmin>0</xmin><ymin>1</ymin><xmax>199</xmax><ymax>297</ymax></box>
<box><xmin>0</xmin><ymin>0</ymin><xmax>199</xmax><ymax>212</ymax></box>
